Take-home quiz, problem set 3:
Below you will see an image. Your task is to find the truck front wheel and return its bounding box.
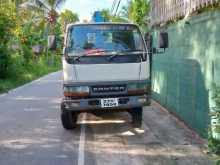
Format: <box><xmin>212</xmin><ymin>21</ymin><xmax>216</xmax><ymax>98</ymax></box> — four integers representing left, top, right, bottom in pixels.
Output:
<box><xmin>131</xmin><ymin>107</ymin><xmax>143</xmax><ymax>128</ymax></box>
<box><xmin>61</xmin><ymin>110</ymin><xmax>77</xmax><ymax>130</ymax></box>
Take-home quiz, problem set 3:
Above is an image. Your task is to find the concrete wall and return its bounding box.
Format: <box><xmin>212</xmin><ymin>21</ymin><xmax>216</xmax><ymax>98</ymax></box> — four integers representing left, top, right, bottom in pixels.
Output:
<box><xmin>151</xmin><ymin>10</ymin><xmax>220</xmax><ymax>137</ymax></box>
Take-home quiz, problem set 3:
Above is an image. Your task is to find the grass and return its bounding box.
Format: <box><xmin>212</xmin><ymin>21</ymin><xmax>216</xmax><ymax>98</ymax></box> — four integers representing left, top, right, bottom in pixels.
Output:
<box><xmin>0</xmin><ymin>54</ymin><xmax>61</xmax><ymax>94</ymax></box>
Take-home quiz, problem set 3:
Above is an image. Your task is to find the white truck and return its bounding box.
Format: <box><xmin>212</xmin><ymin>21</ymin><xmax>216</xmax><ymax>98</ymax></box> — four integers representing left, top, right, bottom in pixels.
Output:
<box><xmin>60</xmin><ymin>23</ymin><xmax>151</xmax><ymax>129</ymax></box>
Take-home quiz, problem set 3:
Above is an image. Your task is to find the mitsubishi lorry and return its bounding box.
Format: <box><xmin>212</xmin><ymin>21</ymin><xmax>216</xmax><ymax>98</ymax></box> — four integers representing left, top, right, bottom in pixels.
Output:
<box><xmin>60</xmin><ymin>23</ymin><xmax>151</xmax><ymax>129</ymax></box>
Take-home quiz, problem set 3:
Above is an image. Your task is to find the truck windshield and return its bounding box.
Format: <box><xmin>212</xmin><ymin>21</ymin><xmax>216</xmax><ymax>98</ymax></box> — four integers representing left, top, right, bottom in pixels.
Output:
<box><xmin>66</xmin><ymin>24</ymin><xmax>145</xmax><ymax>56</ymax></box>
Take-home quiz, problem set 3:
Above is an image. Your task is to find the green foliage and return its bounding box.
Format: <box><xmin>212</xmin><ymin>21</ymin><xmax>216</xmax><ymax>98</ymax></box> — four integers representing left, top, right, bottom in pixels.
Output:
<box><xmin>100</xmin><ymin>9</ymin><xmax>127</xmax><ymax>23</ymax></box>
<box><xmin>92</xmin><ymin>0</ymin><xmax>151</xmax><ymax>26</ymax></box>
<box><xmin>208</xmin><ymin>131</ymin><xmax>220</xmax><ymax>155</ymax></box>
<box><xmin>16</xmin><ymin>17</ymin><xmax>44</xmax><ymax>63</ymax></box>
<box><xmin>0</xmin><ymin>48</ymin><xmax>11</xmax><ymax>78</ymax></box>
<box><xmin>47</xmin><ymin>0</ymin><xmax>66</xmax><ymax>8</ymax></box>
<box><xmin>0</xmin><ymin>10</ymin><xmax>16</xmax><ymax>78</ymax></box>
<box><xmin>59</xmin><ymin>9</ymin><xmax>79</xmax><ymax>32</ymax></box>
<box><xmin>213</xmin><ymin>86</ymin><xmax>220</xmax><ymax>107</ymax></box>
<box><xmin>0</xmin><ymin>0</ymin><xmax>62</xmax><ymax>88</ymax></box>
<box><xmin>39</xmin><ymin>0</ymin><xmax>66</xmax><ymax>33</ymax></box>
<box><xmin>100</xmin><ymin>9</ymin><xmax>111</xmax><ymax>21</ymax></box>
<box><xmin>0</xmin><ymin>10</ymin><xmax>15</xmax><ymax>44</ymax></box>
<box><xmin>121</xmin><ymin>0</ymin><xmax>150</xmax><ymax>29</ymax></box>
<box><xmin>111</xmin><ymin>16</ymin><xmax>127</xmax><ymax>23</ymax></box>
<box><xmin>0</xmin><ymin>54</ymin><xmax>61</xmax><ymax>93</ymax></box>
<box><xmin>21</xmin><ymin>45</ymin><xmax>33</xmax><ymax>63</ymax></box>
<box><xmin>209</xmin><ymin>85</ymin><xmax>220</xmax><ymax>155</ymax></box>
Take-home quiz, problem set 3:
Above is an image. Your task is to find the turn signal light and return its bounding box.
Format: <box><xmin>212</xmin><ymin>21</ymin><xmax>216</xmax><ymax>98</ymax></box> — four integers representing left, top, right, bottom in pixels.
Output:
<box><xmin>127</xmin><ymin>89</ymin><xmax>145</xmax><ymax>95</ymax></box>
<box><xmin>64</xmin><ymin>92</ymin><xmax>89</xmax><ymax>97</ymax></box>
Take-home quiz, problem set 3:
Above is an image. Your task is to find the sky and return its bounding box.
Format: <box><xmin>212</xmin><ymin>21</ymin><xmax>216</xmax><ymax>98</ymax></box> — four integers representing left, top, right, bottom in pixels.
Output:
<box><xmin>60</xmin><ymin>0</ymin><xmax>127</xmax><ymax>22</ymax></box>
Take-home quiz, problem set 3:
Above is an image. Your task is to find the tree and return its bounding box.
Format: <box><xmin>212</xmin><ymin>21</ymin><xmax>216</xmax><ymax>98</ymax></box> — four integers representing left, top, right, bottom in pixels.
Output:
<box><xmin>20</xmin><ymin>0</ymin><xmax>66</xmax><ymax>34</ymax></box>
<box><xmin>100</xmin><ymin>9</ymin><xmax>127</xmax><ymax>23</ymax></box>
<box><xmin>100</xmin><ymin>9</ymin><xmax>111</xmax><ymax>21</ymax></box>
<box><xmin>43</xmin><ymin>0</ymin><xmax>66</xmax><ymax>24</ymax></box>
<box><xmin>121</xmin><ymin>0</ymin><xmax>150</xmax><ymax>29</ymax></box>
<box><xmin>59</xmin><ymin>9</ymin><xmax>79</xmax><ymax>32</ymax></box>
<box><xmin>0</xmin><ymin>10</ymin><xmax>15</xmax><ymax>77</ymax></box>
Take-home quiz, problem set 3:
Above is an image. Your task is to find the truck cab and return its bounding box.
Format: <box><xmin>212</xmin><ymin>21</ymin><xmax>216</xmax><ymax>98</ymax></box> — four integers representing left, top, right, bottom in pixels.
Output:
<box><xmin>61</xmin><ymin>23</ymin><xmax>151</xmax><ymax>129</ymax></box>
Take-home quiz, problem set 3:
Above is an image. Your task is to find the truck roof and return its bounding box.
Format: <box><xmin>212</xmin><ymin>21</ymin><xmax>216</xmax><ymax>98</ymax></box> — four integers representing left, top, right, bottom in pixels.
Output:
<box><xmin>66</xmin><ymin>22</ymin><xmax>139</xmax><ymax>30</ymax></box>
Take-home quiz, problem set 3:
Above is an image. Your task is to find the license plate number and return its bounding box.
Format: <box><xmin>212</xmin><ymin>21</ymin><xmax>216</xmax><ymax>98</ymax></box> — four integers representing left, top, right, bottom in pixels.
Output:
<box><xmin>101</xmin><ymin>98</ymin><xmax>119</xmax><ymax>108</ymax></box>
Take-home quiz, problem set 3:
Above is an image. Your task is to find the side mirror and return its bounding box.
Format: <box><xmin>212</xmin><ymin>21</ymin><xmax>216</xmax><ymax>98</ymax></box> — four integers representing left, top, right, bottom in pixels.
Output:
<box><xmin>48</xmin><ymin>35</ymin><xmax>57</xmax><ymax>51</ymax></box>
<box><xmin>159</xmin><ymin>32</ymin><xmax>169</xmax><ymax>49</ymax></box>
<box><xmin>144</xmin><ymin>33</ymin><xmax>153</xmax><ymax>50</ymax></box>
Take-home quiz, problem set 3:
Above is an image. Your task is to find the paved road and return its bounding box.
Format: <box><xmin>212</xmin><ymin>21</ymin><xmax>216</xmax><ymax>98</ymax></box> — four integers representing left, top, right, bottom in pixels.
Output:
<box><xmin>0</xmin><ymin>71</ymin><xmax>214</xmax><ymax>165</ymax></box>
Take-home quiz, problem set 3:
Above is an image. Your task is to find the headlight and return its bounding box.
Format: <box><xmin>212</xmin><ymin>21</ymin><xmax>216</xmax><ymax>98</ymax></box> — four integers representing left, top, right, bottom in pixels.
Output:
<box><xmin>63</xmin><ymin>86</ymin><xmax>90</xmax><ymax>97</ymax></box>
<box><xmin>64</xmin><ymin>86</ymin><xmax>90</xmax><ymax>93</ymax></box>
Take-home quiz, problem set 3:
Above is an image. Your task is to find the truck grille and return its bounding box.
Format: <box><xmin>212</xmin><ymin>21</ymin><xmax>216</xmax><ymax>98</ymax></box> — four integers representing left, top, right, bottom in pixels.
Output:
<box><xmin>91</xmin><ymin>85</ymin><xmax>126</xmax><ymax>93</ymax></box>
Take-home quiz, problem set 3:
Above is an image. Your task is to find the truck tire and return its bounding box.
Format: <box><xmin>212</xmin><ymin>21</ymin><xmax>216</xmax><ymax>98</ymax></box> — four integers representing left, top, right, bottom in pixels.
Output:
<box><xmin>61</xmin><ymin>111</ymin><xmax>77</xmax><ymax>130</ymax></box>
<box><xmin>131</xmin><ymin>107</ymin><xmax>143</xmax><ymax>128</ymax></box>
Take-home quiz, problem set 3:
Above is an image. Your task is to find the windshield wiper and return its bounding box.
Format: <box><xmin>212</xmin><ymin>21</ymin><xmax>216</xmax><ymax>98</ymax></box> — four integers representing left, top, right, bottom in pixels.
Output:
<box><xmin>122</xmin><ymin>49</ymin><xmax>146</xmax><ymax>53</ymax></box>
<box><xmin>68</xmin><ymin>49</ymin><xmax>146</xmax><ymax>62</ymax></box>
<box><xmin>107</xmin><ymin>50</ymin><xmax>146</xmax><ymax>61</ymax></box>
<box><xmin>73</xmin><ymin>54</ymin><xmax>87</xmax><ymax>61</ymax></box>
<box><xmin>68</xmin><ymin>49</ymin><xmax>116</xmax><ymax>61</ymax></box>
<box><xmin>106</xmin><ymin>51</ymin><xmax>122</xmax><ymax>61</ymax></box>
<box><xmin>66</xmin><ymin>53</ymin><xmax>85</xmax><ymax>62</ymax></box>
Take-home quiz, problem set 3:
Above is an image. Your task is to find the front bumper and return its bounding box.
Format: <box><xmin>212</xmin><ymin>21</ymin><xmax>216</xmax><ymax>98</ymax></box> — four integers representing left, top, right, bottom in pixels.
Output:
<box><xmin>61</xmin><ymin>95</ymin><xmax>150</xmax><ymax>112</ymax></box>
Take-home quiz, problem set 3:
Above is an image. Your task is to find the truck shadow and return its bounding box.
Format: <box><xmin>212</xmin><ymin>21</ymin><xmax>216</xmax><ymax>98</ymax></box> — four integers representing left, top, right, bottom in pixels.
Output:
<box><xmin>76</xmin><ymin>106</ymin><xmax>214</xmax><ymax>165</ymax></box>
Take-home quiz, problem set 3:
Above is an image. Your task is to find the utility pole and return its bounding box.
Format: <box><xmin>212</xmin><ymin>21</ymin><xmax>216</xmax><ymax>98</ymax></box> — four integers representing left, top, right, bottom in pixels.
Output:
<box><xmin>114</xmin><ymin>0</ymin><xmax>121</xmax><ymax>16</ymax></box>
<box><xmin>111</xmin><ymin>0</ymin><xmax>116</xmax><ymax>15</ymax></box>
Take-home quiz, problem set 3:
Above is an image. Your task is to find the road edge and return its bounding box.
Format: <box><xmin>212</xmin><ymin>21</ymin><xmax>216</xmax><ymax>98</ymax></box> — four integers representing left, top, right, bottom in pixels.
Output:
<box><xmin>0</xmin><ymin>71</ymin><xmax>62</xmax><ymax>98</ymax></box>
<box><xmin>151</xmin><ymin>99</ymin><xmax>207</xmax><ymax>145</ymax></box>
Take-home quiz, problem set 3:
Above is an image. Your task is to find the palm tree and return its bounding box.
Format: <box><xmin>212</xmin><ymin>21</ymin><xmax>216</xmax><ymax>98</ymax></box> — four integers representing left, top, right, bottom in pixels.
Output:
<box><xmin>19</xmin><ymin>0</ymin><xmax>66</xmax><ymax>34</ymax></box>
<box><xmin>38</xmin><ymin>0</ymin><xmax>66</xmax><ymax>24</ymax></box>
<box><xmin>19</xmin><ymin>0</ymin><xmax>66</xmax><ymax>23</ymax></box>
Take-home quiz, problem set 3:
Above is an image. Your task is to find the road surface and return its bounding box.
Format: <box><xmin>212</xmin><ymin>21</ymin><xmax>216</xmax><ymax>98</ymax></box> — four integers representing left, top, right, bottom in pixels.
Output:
<box><xmin>0</xmin><ymin>71</ymin><xmax>214</xmax><ymax>165</ymax></box>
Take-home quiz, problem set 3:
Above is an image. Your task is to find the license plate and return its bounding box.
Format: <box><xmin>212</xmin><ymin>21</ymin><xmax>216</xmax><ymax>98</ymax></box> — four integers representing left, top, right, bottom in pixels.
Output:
<box><xmin>101</xmin><ymin>98</ymin><xmax>119</xmax><ymax>108</ymax></box>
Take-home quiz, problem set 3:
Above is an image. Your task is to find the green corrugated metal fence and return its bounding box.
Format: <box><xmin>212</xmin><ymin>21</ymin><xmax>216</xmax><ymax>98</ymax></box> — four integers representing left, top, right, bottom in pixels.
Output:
<box><xmin>152</xmin><ymin>10</ymin><xmax>220</xmax><ymax>137</ymax></box>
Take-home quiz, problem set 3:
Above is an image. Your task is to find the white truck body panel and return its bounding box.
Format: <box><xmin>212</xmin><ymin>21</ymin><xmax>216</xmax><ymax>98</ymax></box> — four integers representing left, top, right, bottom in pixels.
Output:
<box><xmin>63</xmin><ymin>57</ymin><xmax>150</xmax><ymax>83</ymax></box>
